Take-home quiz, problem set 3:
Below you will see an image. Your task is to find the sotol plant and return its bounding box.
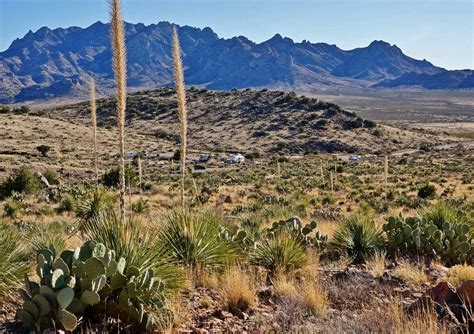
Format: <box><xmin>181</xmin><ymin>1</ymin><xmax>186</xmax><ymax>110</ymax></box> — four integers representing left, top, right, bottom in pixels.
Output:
<box><xmin>90</xmin><ymin>78</ymin><xmax>99</xmax><ymax>188</ymax></box>
<box><xmin>172</xmin><ymin>26</ymin><xmax>188</xmax><ymax>211</ymax></box>
<box><xmin>110</xmin><ymin>0</ymin><xmax>127</xmax><ymax>221</ymax></box>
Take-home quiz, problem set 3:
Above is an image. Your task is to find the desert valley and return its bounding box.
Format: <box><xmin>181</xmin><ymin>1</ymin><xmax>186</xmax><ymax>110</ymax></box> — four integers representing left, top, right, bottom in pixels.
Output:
<box><xmin>0</xmin><ymin>0</ymin><xmax>473</xmax><ymax>333</ymax></box>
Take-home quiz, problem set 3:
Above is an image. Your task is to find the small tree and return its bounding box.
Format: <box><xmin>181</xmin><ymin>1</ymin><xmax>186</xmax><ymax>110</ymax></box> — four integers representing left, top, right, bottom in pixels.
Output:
<box><xmin>36</xmin><ymin>145</ymin><xmax>51</xmax><ymax>157</ymax></box>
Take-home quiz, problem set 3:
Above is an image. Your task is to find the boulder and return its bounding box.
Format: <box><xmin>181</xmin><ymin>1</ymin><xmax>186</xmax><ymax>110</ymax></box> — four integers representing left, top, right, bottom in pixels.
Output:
<box><xmin>426</xmin><ymin>281</ymin><xmax>460</xmax><ymax>305</ymax></box>
<box><xmin>457</xmin><ymin>280</ymin><xmax>474</xmax><ymax>305</ymax></box>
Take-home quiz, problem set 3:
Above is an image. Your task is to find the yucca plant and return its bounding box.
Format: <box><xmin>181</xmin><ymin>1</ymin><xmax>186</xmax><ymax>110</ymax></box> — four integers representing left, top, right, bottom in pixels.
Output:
<box><xmin>20</xmin><ymin>220</ymin><xmax>69</xmax><ymax>256</ymax></box>
<box><xmin>250</xmin><ymin>233</ymin><xmax>307</xmax><ymax>275</ymax></box>
<box><xmin>75</xmin><ymin>189</ymin><xmax>114</xmax><ymax>231</ymax></box>
<box><xmin>330</xmin><ymin>215</ymin><xmax>385</xmax><ymax>264</ymax></box>
<box><xmin>159</xmin><ymin>209</ymin><xmax>236</xmax><ymax>271</ymax></box>
<box><xmin>110</xmin><ymin>0</ymin><xmax>127</xmax><ymax>221</ymax></box>
<box><xmin>171</xmin><ymin>26</ymin><xmax>188</xmax><ymax>211</ymax></box>
<box><xmin>82</xmin><ymin>212</ymin><xmax>184</xmax><ymax>291</ymax></box>
<box><xmin>0</xmin><ymin>221</ymin><xmax>29</xmax><ymax>301</ymax></box>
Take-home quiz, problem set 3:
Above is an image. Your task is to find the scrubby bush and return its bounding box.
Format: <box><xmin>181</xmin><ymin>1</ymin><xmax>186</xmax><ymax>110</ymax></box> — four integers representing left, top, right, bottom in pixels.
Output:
<box><xmin>417</xmin><ymin>184</ymin><xmax>436</xmax><ymax>199</ymax></box>
<box><xmin>330</xmin><ymin>215</ymin><xmax>385</xmax><ymax>264</ymax></box>
<box><xmin>36</xmin><ymin>145</ymin><xmax>51</xmax><ymax>157</ymax></box>
<box><xmin>102</xmin><ymin>167</ymin><xmax>137</xmax><ymax>188</ymax></box>
<box><xmin>43</xmin><ymin>170</ymin><xmax>60</xmax><ymax>186</ymax></box>
<box><xmin>58</xmin><ymin>194</ymin><xmax>76</xmax><ymax>213</ymax></box>
<box><xmin>3</xmin><ymin>199</ymin><xmax>25</xmax><ymax>219</ymax></box>
<box><xmin>0</xmin><ymin>166</ymin><xmax>43</xmax><ymax>199</ymax></box>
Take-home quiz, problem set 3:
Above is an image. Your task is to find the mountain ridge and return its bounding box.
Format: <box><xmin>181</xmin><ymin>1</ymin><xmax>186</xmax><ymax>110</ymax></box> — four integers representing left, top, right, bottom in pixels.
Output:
<box><xmin>0</xmin><ymin>21</ymin><xmax>472</xmax><ymax>103</ymax></box>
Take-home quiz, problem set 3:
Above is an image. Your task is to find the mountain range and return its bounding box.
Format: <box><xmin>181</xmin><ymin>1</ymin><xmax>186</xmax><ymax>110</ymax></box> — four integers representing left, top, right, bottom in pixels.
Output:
<box><xmin>1</xmin><ymin>21</ymin><xmax>472</xmax><ymax>103</ymax></box>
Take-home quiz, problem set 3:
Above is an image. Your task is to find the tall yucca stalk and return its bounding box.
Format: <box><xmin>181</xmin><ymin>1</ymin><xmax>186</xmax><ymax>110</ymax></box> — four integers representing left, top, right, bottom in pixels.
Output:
<box><xmin>90</xmin><ymin>79</ymin><xmax>99</xmax><ymax>189</ymax></box>
<box><xmin>110</xmin><ymin>0</ymin><xmax>127</xmax><ymax>221</ymax></box>
<box><xmin>384</xmin><ymin>155</ymin><xmax>389</xmax><ymax>189</ymax></box>
<box><xmin>172</xmin><ymin>26</ymin><xmax>188</xmax><ymax>211</ymax></box>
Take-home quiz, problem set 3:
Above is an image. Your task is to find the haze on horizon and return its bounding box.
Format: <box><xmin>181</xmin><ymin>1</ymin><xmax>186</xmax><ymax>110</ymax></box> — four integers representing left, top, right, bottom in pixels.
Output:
<box><xmin>0</xmin><ymin>0</ymin><xmax>472</xmax><ymax>70</ymax></box>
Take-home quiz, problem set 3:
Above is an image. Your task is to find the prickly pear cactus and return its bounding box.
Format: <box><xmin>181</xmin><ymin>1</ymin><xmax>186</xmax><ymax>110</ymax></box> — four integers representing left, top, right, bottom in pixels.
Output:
<box><xmin>266</xmin><ymin>216</ymin><xmax>328</xmax><ymax>249</ymax></box>
<box><xmin>383</xmin><ymin>215</ymin><xmax>472</xmax><ymax>265</ymax></box>
<box><xmin>17</xmin><ymin>240</ymin><xmax>165</xmax><ymax>332</ymax></box>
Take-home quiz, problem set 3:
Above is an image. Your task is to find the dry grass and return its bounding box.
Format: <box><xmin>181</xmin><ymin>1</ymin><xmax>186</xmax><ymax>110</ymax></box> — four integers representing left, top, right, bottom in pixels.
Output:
<box><xmin>274</xmin><ymin>254</ymin><xmax>328</xmax><ymax>316</ymax></box>
<box><xmin>272</xmin><ymin>272</ymin><xmax>298</xmax><ymax>298</ymax></box>
<box><xmin>444</xmin><ymin>264</ymin><xmax>474</xmax><ymax>287</ymax></box>
<box><xmin>172</xmin><ymin>26</ymin><xmax>188</xmax><ymax>211</ymax></box>
<box><xmin>301</xmin><ymin>283</ymin><xmax>328</xmax><ymax>316</ymax></box>
<box><xmin>389</xmin><ymin>301</ymin><xmax>450</xmax><ymax>334</ymax></box>
<box><xmin>393</xmin><ymin>260</ymin><xmax>428</xmax><ymax>287</ymax></box>
<box><xmin>367</xmin><ymin>251</ymin><xmax>387</xmax><ymax>278</ymax></box>
<box><xmin>220</xmin><ymin>266</ymin><xmax>255</xmax><ymax>313</ymax></box>
<box><xmin>109</xmin><ymin>0</ymin><xmax>127</xmax><ymax>220</ymax></box>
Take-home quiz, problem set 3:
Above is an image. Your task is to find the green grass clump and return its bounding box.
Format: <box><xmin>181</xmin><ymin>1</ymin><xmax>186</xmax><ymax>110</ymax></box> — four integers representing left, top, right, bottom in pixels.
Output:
<box><xmin>0</xmin><ymin>221</ymin><xmax>29</xmax><ymax>301</ymax></box>
<box><xmin>160</xmin><ymin>209</ymin><xmax>236</xmax><ymax>271</ymax></box>
<box><xmin>250</xmin><ymin>233</ymin><xmax>307</xmax><ymax>274</ymax></box>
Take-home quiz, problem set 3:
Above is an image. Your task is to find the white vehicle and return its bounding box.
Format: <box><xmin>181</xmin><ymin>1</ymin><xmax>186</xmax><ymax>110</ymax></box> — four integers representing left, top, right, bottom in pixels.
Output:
<box><xmin>157</xmin><ymin>161</ymin><xmax>166</xmax><ymax>168</ymax></box>
<box><xmin>224</xmin><ymin>153</ymin><xmax>245</xmax><ymax>164</ymax></box>
<box><xmin>349</xmin><ymin>155</ymin><xmax>361</xmax><ymax>162</ymax></box>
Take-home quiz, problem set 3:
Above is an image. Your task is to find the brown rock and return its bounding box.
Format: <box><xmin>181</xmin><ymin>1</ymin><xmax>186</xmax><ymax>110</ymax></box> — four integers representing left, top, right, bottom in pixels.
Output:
<box><xmin>394</xmin><ymin>287</ymin><xmax>412</xmax><ymax>298</ymax></box>
<box><xmin>457</xmin><ymin>280</ymin><xmax>474</xmax><ymax>305</ymax></box>
<box><xmin>426</xmin><ymin>281</ymin><xmax>460</xmax><ymax>304</ymax></box>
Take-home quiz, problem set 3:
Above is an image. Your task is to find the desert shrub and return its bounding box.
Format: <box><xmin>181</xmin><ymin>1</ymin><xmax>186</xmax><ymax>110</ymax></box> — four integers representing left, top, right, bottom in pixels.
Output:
<box><xmin>316</xmin><ymin>119</ymin><xmax>328</xmax><ymax>127</ymax></box>
<box><xmin>417</xmin><ymin>184</ymin><xmax>436</xmax><ymax>199</ymax></box>
<box><xmin>363</xmin><ymin>119</ymin><xmax>377</xmax><ymax>128</ymax></box>
<box><xmin>16</xmin><ymin>240</ymin><xmax>174</xmax><ymax>332</ymax></box>
<box><xmin>250</xmin><ymin>233</ymin><xmax>307</xmax><ymax>274</ymax></box>
<box><xmin>36</xmin><ymin>145</ymin><xmax>51</xmax><ymax>157</ymax></box>
<box><xmin>43</xmin><ymin>170</ymin><xmax>60</xmax><ymax>185</ymax></box>
<box><xmin>101</xmin><ymin>167</ymin><xmax>137</xmax><ymax>188</ymax></box>
<box><xmin>0</xmin><ymin>166</ymin><xmax>43</xmax><ymax>199</ymax></box>
<box><xmin>159</xmin><ymin>209</ymin><xmax>236</xmax><ymax>271</ymax></box>
<box><xmin>3</xmin><ymin>199</ymin><xmax>26</xmax><ymax>219</ymax></box>
<box><xmin>0</xmin><ymin>221</ymin><xmax>29</xmax><ymax>301</ymax></box>
<box><xmin>132</xmin><ymin>198</ymin><xmax>149</xmax><ymax>214</ymax></box>
<box><xmin>0</xmin><ymin>105</ymin><xmax>11</xmax><ymax>113</ymax></box>
<box><xmin>330</xmin><ymin>215</ymin><xmax>386</xmax><ymax>264</ymax></box>
<box><xmin>58</xmin><ymin>194</ymin><xmax>76</xmax><ymax>213</ymax></box>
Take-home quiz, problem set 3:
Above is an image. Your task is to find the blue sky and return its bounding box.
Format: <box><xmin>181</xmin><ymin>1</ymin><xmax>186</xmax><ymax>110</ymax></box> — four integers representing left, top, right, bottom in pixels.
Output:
<box><xmin>0</xmin><ymin>0</ymin><xmax>472</xmax><ymax>70</ymax></box>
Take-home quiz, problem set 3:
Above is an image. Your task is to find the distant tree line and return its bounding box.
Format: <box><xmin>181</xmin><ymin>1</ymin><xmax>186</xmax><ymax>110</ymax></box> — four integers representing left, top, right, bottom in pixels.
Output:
<box><xmin>0</xmin><ymin>105</ymin><xmax>31</xmax><ymax>114</ymax></box>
